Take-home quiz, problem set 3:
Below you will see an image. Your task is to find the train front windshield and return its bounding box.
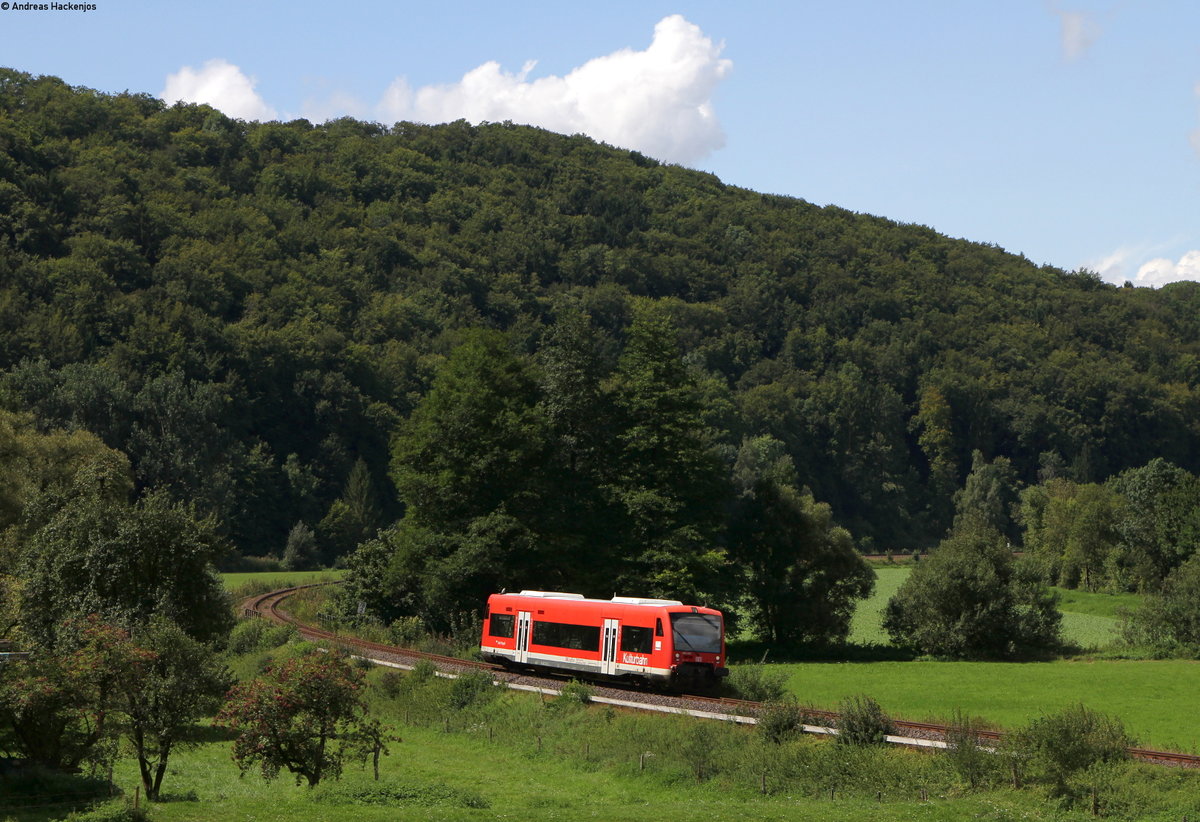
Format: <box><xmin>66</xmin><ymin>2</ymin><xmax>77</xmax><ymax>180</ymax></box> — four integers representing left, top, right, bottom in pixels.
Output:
<box><xmin>670</xmin><ymin>613</ymin><xmax>722</xmax><ymax>653</ymax></box>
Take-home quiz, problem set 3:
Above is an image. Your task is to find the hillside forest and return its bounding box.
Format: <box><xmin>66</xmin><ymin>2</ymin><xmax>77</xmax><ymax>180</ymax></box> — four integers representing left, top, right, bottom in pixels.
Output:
<box><xmin>2</xmin><ymin>69</ymin><xmax>1200</xmax><ymax>647</ymax></box>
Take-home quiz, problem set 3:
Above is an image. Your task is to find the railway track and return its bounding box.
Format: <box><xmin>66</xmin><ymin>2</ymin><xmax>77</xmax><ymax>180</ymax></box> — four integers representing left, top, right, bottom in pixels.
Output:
<box><xmin>243</xmin><ymin>584</ymin><xmax>1200</xmax><ymax>768</ymax></box>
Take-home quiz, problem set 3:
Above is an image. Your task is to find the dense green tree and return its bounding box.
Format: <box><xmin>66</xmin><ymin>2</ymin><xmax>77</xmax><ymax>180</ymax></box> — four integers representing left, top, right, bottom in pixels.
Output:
<box><xmin>1020</xmin><ymin>479</ymin><xmax>1125</xmax><ymax>590</ymax></box>
<box><xmin>19</xmin><ymin>478</ymin><xmax>231</xmax><ymax>647</ymax></box>
<box><xmin>913</xmin><ymin>382</ymin><xmax>959</xmax><ymax>532</ymax></box>
<box><xmin>317</xmin><ymin>458</ymin><xmax>381</xmax><ymax>561</ymax></box>
<box><xmin>1106</xmin><ymin>459</ymin><xmax>1200</xmax><ymax>590</ymax></box>
<box><xmin>729</xmin><ymin>436</ymin><xmax>873</xmax><ymax>644</ymax></box>
<box><xmin>953</xmin><ymin>451</ymin><xmax>1021</xmax><ymax>543</ymax></box>
<box><xmin>2</xmin><ymin>67</ymin><xmax>1200</xmax><ymax>609</ymax></box>
<box><xmin>390</xmin><ymin>329</ymin><xmax>549</xmax><ymax>532</ymax></box>
<box><xmin>883</xmin><ymin>519</ymin><xmax>1061</xmax><ymax>658</ymax></box>
<box><xmin>534</xmin><ymin>309</ymin><xmax>625</xmax><ymax>582</ymax></box>
<box><xmin>1123</xmin><ymin>554</ymin><xmax>1200</xmax><ymax>652</ymax></box>
<box><xmin>282</xmin><ymin>521</ymin><xmax>320</xmax><ymax>571</ymax></box>
<box><xmin>608</xmin><ymin>302</ymin><xmax>731</xmax><ymax>604</ymax></box>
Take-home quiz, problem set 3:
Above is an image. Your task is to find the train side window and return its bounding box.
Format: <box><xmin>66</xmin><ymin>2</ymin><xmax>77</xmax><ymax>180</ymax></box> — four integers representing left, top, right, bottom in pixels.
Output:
<box><xmin>655</xmin><ymin>618</ymin><xmax>663</xmax><ymax>637</ymax></box>
<box><xmin>531</xmin><ymin>620</ymin><xmax>601</xmax><ymax>651</ymax></box>
<box><xmin>620</xmin><ymin>626</ymin><xmax>653</xmax><ymax>654</ymax></box>
<box><xmin>489</xmin><ymin>613</ymin><xmax>515</xmax><ymax>639</ymax></box>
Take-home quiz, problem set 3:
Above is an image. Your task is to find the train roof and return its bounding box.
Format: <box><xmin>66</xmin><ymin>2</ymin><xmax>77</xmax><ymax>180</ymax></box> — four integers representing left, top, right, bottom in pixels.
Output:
<box><xmin>490</xmin><ymin>590</ymin><xmax>720</xmax><ymax>611</ymax></box>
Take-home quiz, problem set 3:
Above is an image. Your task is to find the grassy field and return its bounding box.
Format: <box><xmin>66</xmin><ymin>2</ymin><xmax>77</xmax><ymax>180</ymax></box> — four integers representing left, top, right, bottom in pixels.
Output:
<box><xmin>778</xmin><ymin>658</ymin><xmax>1200</xmax><ymax>752</ymax></box>
<box><xmin>20</xmin><ymin>680</ymin><xmax>1196</xmax><ymax>822</ymax></box>
<box><xmin>788</xmin><ymin>565</ymin><xmax>1200</xmax><ymax>751</ymax></box>
<box><xmin>220</xmin><ymin>569</ymin><xmax>344</xmax><ymax>592</ymax></box>
<box><xmin>849</xmin><ymin>566</ymin><xmax>1137</xmax><ymax>651</ymax></box>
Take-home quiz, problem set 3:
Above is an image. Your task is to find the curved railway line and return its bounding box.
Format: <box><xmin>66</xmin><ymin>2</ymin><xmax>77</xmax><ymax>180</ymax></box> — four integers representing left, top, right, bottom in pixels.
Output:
<box><xmin>243</xmin><ymin>583</ymin><xmax>1200</xmax><ymax>768</ymax></box>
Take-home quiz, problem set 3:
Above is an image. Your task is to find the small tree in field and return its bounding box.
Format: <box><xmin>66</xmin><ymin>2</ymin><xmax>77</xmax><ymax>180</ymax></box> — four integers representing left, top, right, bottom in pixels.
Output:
<box><xmin>216</xmin><ymin>649</ymin><xmax>379</xmax><ymax>787</ymax></box>
<box><xmin>120</xmin><ymin>619</ymin><xmax>231</xmax><ymax>801</ymax></box>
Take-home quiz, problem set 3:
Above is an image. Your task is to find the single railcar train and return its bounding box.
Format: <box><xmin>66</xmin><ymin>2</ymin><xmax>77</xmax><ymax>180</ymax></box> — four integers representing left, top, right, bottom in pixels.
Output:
<box><xmin>480</xmin><ymin>590</ymin><xmax>728</xmax><ymax>688</ymax></box>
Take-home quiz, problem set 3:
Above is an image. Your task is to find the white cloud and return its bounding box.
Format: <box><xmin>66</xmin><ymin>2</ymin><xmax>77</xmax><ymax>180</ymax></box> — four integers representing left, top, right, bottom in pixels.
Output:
<box><xmin>1134</xmin><ymin>250</ymin><xmax>1200</xmax><ymax>287</ymax></box>
<box><xmin>1055</xmin><ymin>9</ymin><xmax>1100</xmax><ymax>61</ymax></box>
<box><xmin>1089</xmin><ymin>246</ymin><xmax>1133</xmax><ymax>283</ymax></box>
<box><xmin>376</xmin><ymin>14</ymin><xmax>732</xmax><ymax>165</ymax></box>
<box><xmin>162</xmin><ymin>59</ymin><xmax>277</xmax><ymax>121</ymax></box>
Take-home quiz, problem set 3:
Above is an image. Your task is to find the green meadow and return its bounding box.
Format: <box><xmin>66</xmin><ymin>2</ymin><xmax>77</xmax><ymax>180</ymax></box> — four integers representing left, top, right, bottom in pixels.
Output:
<box><xmin>783</xmin><ymin>565</ymin><xmax>1200</xmax><ymax>752</ymax></box>
<box><xmin>776</xmin><ymin>658</ymin><xmax>1200</xmax><ymax>752</ymax></box>
<box><xmin>220</xmin><ymin>569</ymin><xmax>345</xmax><ymax>593</ymax></box>
<box><xmin>847</xmin><ymin>565</ymin><xmax>1135</xmax><ymax>650</ymax></box>
<box><xmin>18</xmin><ymin>665</ymin><xmax>1199</xmax><ymax>822</ymax></box>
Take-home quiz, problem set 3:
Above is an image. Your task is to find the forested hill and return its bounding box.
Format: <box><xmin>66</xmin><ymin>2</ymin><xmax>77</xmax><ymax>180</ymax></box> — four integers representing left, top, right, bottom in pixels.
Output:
<box><xmin>2</xmin><ymin>68</ymin><xmax>1199</xmax><ymax>559</ymax></box>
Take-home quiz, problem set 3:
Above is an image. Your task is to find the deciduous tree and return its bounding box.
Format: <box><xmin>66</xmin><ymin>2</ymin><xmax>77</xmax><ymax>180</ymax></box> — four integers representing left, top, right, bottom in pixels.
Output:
<box><xmin>216</xmin><ymin>650</ymin><xmax>379</xmax><ymax>787</ymax></box>
<box><xmin>119</xmin><ymin>618</ymin><xmax>231</xmax><ymax>801</ymax></box>
<box><xmin>883</xmin><ymin>519</ymin><xmax>1061</xmax><ymax>658</ymax></box>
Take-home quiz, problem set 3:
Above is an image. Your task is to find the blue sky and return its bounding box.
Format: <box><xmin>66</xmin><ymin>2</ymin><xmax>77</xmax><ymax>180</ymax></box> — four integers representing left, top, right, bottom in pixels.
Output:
<box><xmin>3</xmin><ymin>1</ymin><xmax>1198</xmax><ymax>285</ymax></box>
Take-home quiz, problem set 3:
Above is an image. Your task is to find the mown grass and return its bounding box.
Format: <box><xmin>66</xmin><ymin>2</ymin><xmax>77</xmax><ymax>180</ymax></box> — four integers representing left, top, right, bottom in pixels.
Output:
<box><xmin>1051</xmin><ymin>585</ymin><xmax>1142</xmax><ymax>618</ymax></box>
<box><xmin>777</xmin><ymin>658</ymin><xmax>1200</xmax><ymax>752</ymax></box>
<box><xmin>788</xmin><ymin>565</ymin><xmax>1196</xmax><ymax>752</ymax></box>
<box><xmin>847</xmin><ymin>565</ymin><xmax>909</xmax><ymax>646</ymax></box>
<box><xmin>849</xmin><ymin>566</ymin><xmax>1140</xmax><ymax>651</ymax></box>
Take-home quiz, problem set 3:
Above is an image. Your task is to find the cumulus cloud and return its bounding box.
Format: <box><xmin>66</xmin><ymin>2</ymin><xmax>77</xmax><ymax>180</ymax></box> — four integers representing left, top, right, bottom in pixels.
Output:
<box><xmin>376</xmin><ymin>14</ymin><xmax>732</xmax><ymax>165</ymax></box>
<box><xmin>161</xmin><ymin>59</ymin><xmax>277</xmax><ymax>121</ymax></box>
<box><xmin>1055</xmin><ymin>9</ymin><xmax>1100</xmax><ymax>61</ymax></box>
<box><xmin>1134</xmin><ymin>250</ymin><xmax>1200</xmax><ymax>287</ymax></box>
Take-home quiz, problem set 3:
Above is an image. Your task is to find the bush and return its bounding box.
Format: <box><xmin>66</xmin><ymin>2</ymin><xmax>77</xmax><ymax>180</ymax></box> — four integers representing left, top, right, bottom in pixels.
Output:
<box><xmin>64</xmin><ymin>802</ymin><xmax>149</xmax><ymax>822</ymax></box>
<box><xmin>388</xmin><ymin>616</ymin><xmax>425</xmax><ymax>647</ymax></box>
<box><xmin>756</xmin><ymin>698</ymin><xmax>810</xmax><ymax>744</ymax></box>
<box><xmin>1018</xmin><ymin>703</ymin><xmax>1131</xmax><ymax>796</ymax></box>
<box><xmin>445</xmin><ymin>670</ymin><xmax>496</xmax><ymax>710</ymax></box>
<box><xmin>377</xmin><ymin>670</ymin><xmax>404</xmax><ymax>699</ymax></box>
<box><xmin>408</xmin><ymin>659</ymin><xmax>438</xmax><ymax>684</ymax></box>
<box><xmin>0</xmin><ymin>767</ymin><xmax>111</xmax><ymax>810</ymax></box>
<box><xmin>835</xmin><ymin>694</ymin><xmax>893</xmax><ymax>746</ymax></box>
<box><xmin>723</xmin><ymin>662</ymin><xmax>787</xmax><ymax>702</ymax></box>
<box><xmin>943</xmin><ymin>709</ymin><xmax>995</xmax><ymax>790</ymax></box>
<box><xmin>883</xmin><ymin>521</ymin><xmax>1061</xmax><ymax>659</ymax></box>
<box><xmin>227</xmin><ymin>619</ymin><xmax>298</xmax><ymax>655</ymax></box>
<box><xmin>553</xmin><ymin>680</ymin><xmax>593</xmax><ymax>710</ymax></box>
<box><xmin>220</xmin><ymin>553</ymin><xmax>284</xmax><ymax>573</ymax></box>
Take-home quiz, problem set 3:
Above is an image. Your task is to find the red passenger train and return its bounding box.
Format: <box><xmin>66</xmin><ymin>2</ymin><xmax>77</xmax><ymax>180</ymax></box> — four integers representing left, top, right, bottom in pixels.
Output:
<box><xmin>480</xmin><ymin>590</ymin><xmax>728</xmax><ymax>689</ymax></box>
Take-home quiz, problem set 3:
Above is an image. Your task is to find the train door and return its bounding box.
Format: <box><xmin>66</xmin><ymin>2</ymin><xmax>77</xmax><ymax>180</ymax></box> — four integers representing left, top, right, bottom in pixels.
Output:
<box><xmin>516</xmin><ymin>611</ymin><xmax>532</xmax><ymax>664</ymax></box>
<box><xmin>601</xmin><ymin>618</ymin><xmax>619</xmax><ymax>676</ymax></box>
